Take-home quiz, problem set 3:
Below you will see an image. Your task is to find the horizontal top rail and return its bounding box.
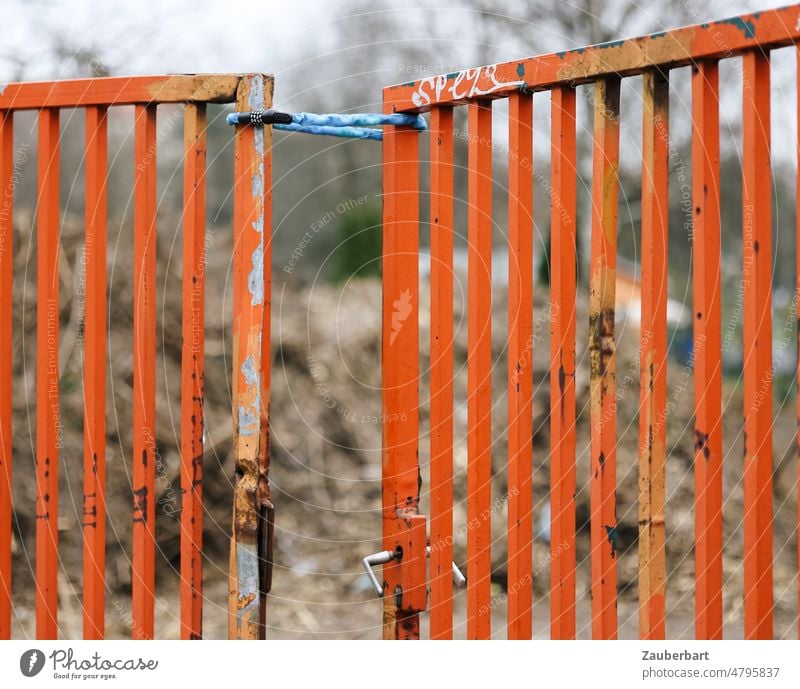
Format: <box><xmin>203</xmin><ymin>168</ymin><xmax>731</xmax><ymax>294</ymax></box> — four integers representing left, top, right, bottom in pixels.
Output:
<box><xmin>0</xmin><ymin>74</ymin><xmax>267</xmax><ymax>110</ymax></box>
<box><xmin>384</xmin><ymin>3</ymin><xmax>800</xmax><ymax>112</ymax></box>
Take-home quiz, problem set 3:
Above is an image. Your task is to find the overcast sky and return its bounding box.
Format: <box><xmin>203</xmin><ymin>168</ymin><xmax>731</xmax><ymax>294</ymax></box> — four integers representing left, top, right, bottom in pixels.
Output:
<box><xmin>1</xmin><ymin>0</ymin><xmax>793</xmax><ymax>109</ymax></box>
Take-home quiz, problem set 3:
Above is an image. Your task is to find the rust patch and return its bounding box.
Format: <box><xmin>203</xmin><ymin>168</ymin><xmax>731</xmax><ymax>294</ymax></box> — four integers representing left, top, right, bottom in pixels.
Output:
<box><xmin>589</xmin><ymin>307</ymin><xmax>616</xmax><ymax>378</ymax></box>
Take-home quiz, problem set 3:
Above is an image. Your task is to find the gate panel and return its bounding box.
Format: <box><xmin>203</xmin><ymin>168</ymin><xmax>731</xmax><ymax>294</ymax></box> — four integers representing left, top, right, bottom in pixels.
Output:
<box><xmin>382</xmin><ymin>4</ymin><xmax>800</xmax><ymax>640</ymax></box>
<box><xmin>0</xmin><ymin>74</ymin><xmax>272</xmax><ymax>640</ymax></box>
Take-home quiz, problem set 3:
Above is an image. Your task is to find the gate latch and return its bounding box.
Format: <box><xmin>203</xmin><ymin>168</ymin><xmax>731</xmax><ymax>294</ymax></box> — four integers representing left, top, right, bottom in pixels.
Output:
<box><xmin>361</xmin><ymin>545</ymin><xmax>467</xmax><ymax>597</ymax></box>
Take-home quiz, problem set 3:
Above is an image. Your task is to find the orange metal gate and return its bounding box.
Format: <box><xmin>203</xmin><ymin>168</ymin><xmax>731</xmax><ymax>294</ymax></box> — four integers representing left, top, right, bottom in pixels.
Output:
<box><xmin>379</xmin><ymin>5</ymin><xmax>800</xmax><ymax>640</ymax></box>
<box><xmin>0</xmin><ymin>74</ymin><xmax>273</xmax><ymax>640</ymax></box>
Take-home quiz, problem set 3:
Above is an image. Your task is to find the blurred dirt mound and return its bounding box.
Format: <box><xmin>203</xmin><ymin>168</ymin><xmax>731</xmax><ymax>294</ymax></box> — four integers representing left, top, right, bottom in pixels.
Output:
<box><xmin>6</xmin><ymin>213</ymin><xmax>799</xmax><ymax>638</ymax></box>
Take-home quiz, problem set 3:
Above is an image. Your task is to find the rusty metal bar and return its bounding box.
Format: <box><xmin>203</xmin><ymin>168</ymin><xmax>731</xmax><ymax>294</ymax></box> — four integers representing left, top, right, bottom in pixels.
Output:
<box><xmin>229</xmin><ymin>74</ymin><xmax>274</xmax><ymax>640</ymax></box>
<box><xmin>466</xmin><ymin>100</ymin><xmax>492</xmax><ymax>640</ymax></box>
<box><xmin>180</xmin><ymin>103</ymin><xmax>207</xmax><ymax>640</ymax></box>
<box><xmin>428</xmin><ymin>105</ymin><xmax>455</xmax><ymax>640</ymax></box>
<box><xmin>0</xmin><ymin>110</ymin><xmax>13</xmax><ymax>640</ymax></box>
<box><xmin>638</xmin><ymin>70</ymin><xmax>669</xmax><ymax>641</ymax></box>
<box><xmin>549</xmin><ymin>85</ymin><xmax>577</xmax><ymax>641</ymax></box>
<box><xmin>132</xmin><ymin>103</ymin><xmax>157</xmax><ymax>640</ymax></box>
<box><xmin>36</xmin><ymin>107</ymin><xmax>60</xmax><ymax>640</ymax></box>
<box><xmin>82</xmin><ymin>105</ymin><xmax>108</xmax><ymax>640</ymax></box>
<box><xmin>385</xmin><ymin>4</ymin><xmax>800</xmax><ymax>112</ymax></box>
<box><xmin>0</xmin><ymin>75</ymin><xmax>240</xmax><ymax>111</ymax></box>
<box><xmin>691</xmin><ymin>59</ymin><xmax>723</xmax><ymax>641</ymax></box>
<box><xmin>380</xmin><ymin>95</ymin><xmax>423</xmax><ymax>640</ymax></box>
<box><xmin>506</xmin><ymin>91</ymin><xmax>533</xmax><ymax>641</ymax></box>
<box><xmin>741</xmin><ymin>50</ymin><xmax>773</xmax><ymax>641</ymax></box>
<box><xmin>589</xmin><ymin>78</ymin><xmax>619</xmax><ymax>641</ymax></box>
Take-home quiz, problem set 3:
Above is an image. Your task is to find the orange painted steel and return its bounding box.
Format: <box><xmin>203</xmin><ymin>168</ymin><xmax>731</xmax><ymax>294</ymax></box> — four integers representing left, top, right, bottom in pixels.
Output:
<box><xmin>0</xmin><ymin>110</ymin><xmax>13</xmax><ymax>640</ymax></box>
<box><xmin>797</xmin><ymin>46</ymin><xmax>800</xmax><ymax>643</ymax></box>
<box><xmin>638</xmin><ymin>70</ymin><xmax>669</xmax><ymax>641</ymax></box>
<box><xmin>0</xmin><ymin>75</ymin><xmax>239</xmax><ymax>111</ymax></box>
<box><xmin>82</xmin><ymin>105</ymin><xmax>108</xmax><ymax>640</ymax></box>
<box><xmin>549</xmin><ymin>85</ymin><xmax>577</xmax><ymax>641</ymax></box>
<box><xmin>229</xmin><ymin>74</ymin><xmax>274</xmax><ymax>640</ymax></box>
<box><xmin>36</xmin><ymin>107</ymin><xmax>61</xmax><ymax>640</ymax></box>
<box><xmin>506</xmin><ymin>91</ymin><xmax>533</xmax><ymax>641</ymax></box>
<box><xmin>588</xmin><ymin>78</ymin><xmax>620</xmax><ymax>641</ymax></box>
<box><xmin>741</xmin><ymin>50</ymin><xmax>773</xmax><ymax>641</ymax></box>
<box><xmin>180</xmin><ymin>103</ymin><xmax>207</xmax><ymax>640</ymax></box>
<box><xmin>428</xmin><ymin>105</ymin><xmax>455</xmax><ymax>640</ymax></box>
<box><xmin>466</xmin><ymin>100</ymin><xmax>493</xmax><ymax>640</ymax></box>
<box><xmin>386</xmin><ymin>5</ymin><xmax>800</xmax><ymax>111</ymax></box>
<box><xmin>691</xmin><ymin>60</ymin><xmax>723</xmax><ymax>641</ymax></box>
<box><xmin>380</xmin><ymin>103</ymin><xmax>423</xmax><ymax>639</ymax></box>
<box><xmin>132</xmin><ymin>104</ymin><xmax>158</xmax><ymax>640</ymax></box>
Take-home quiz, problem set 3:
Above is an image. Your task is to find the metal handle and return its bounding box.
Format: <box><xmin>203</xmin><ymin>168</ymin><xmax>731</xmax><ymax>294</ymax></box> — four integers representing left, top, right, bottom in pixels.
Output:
<box><xmin>361</xmin><ymin>550</ymin><xmax>396</xmax><ymax>597</ymax></box>
<box><xmin>361</xmin><ymin>547</ymin><xmax>466</xmax><ymax>598</ymax></box>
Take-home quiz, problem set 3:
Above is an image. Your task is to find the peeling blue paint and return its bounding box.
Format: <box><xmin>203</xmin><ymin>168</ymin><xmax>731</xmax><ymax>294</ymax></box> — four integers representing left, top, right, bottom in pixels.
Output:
<box><xmin>248</xmin><ymin>76</ymin><xmax>266</xmax><ymax>157</ymax></box>
<box><xmin>242</xmin><ymin>356</ymin><xmax>259</xmax><ymax>387</ymax></box>
<box><xmin>596</xmin><ymin>38</ymin><xmax>625</xmax><ymax>50</ymax></box>
<box><xmin>248</xmin><ymin>243</ymin><xmax>264</xmax><ymax>306</ymax></box>
<box><xmin>236</xmin><ymin>541</ymin><xmax>260</xmax><ymax>622</ymax></box>
<box><xmin>516</xmin><ymin>63</ymin><xmax>525</xmax><ymax>78</ymax></box>
<box><xmin>716</xmin><ymin>16</ymin><xmax>756</xmax><ymax>38</ymax></box>
<box><xmin>238</xmin><ymin>405</ymin><xmax>258</xmax><ymax>436</ymax></box>
<box><xmin>556</xmin><ymin>46</ymin><xmax>587</xmax><ymax>60</ymax></box>
<box><xmin>247</xmin><ymin>75</ymin><xmax>264</xmax><ymax>112</ymax></box>
<box><xmin>251</xmin><ymin>167</ymin><xmax>263</xmax><ymax>200</ymax></box>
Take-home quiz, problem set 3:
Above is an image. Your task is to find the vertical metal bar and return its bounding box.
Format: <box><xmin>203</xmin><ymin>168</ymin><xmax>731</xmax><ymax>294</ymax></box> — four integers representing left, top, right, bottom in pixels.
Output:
<box><xmin>638</xmin><ymin>70</ymin><xmax>669</xmax><ymax>641</ymax></box>
<box><xmin>589</xmin><ymin>78</ymin><xmax>620</xmax><ymax>640</ymax></box>
<box><xmin>549</xmin><ymin>85</ymin><xmax>577</xmax><ymax>640</ymax></box>
<box><xmin>180</xmin><ymin>103</ymin><xmax>206</xmax><ymax>640</ymax></box>
<box><xmin>741</xmin><ymin>50</ymin><xmax>773</xmax><ymax>640</ymax></box>
<box><xmin>466</xmin><ymin>100</ymin><xmax>492</xmax><ymax>640</ymax></box>
<box><xmin>429</xmin><ymin>105</ymin><xmax>454</xmax><ymax>640</ymax></box>
<box><xmin>797</xmin><ymin>45</ymin><xmax>800</xmax><ymax>643</ymax></box>
<box><xmin>229</xmin><ymin>75</ymin><xmax>274</xmax><ymax>640</ymax></box>
<box><xmin>132</xmin><ymin>103</ymin><xmax>157</xmax><ymax>640</ymax></box>
<box><xmin>692</xmin><ymin>59</ymin><xmax>723</xmax><ymax>641</ymax></box>
<box><xmin>0</xmin><ymin>110</ymin><xmax>13</xmax><ymax>640</ymax></box>
<box><xmin>506</xmin><ymin>91</ymin><xmax>533</xmax><ymax>640</ymax></box>
<box><xmin>36</xmin><ymin>107</ymin><xmax>60</xmax><ymax>639</ymax></box>
<box><xmin>82</xmin><ymin>105</ymin><xmax>108</xmax><ymax>640</ymax></box>
<box><xmin>380</xmin><ymin>108</ymin><xmax>421</xmax><ymax>640</ymax></box>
